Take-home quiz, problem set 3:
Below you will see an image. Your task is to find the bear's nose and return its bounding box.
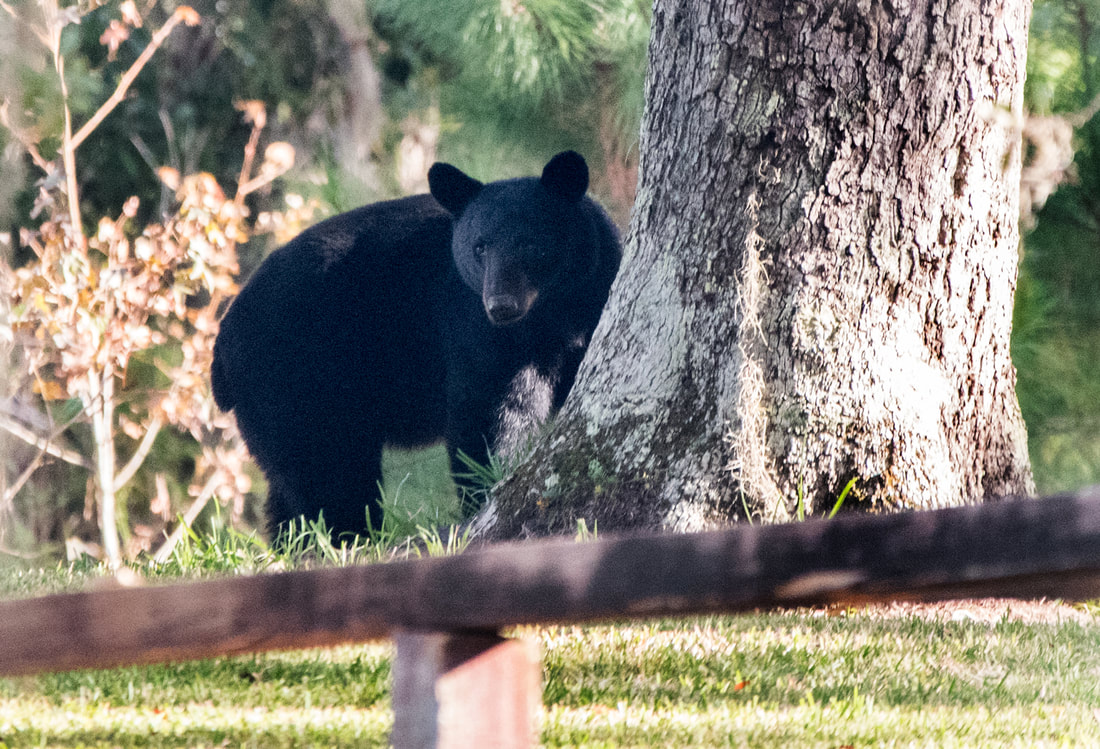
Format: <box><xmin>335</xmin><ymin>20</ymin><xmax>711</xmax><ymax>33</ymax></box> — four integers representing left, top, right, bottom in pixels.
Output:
<box><xmin>486</xmin><ymin>295</ymin><xmax>523</xmax><ymax>325</ymax></box>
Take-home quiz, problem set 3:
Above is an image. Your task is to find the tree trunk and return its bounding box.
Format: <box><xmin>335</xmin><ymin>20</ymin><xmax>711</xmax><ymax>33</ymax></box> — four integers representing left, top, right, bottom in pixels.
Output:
<box><xmin>89</xmin><ymin>366</ymin><xmax>123</xmax><ymax>568</ymax></box>
<box><xmin>479</xmin><ymin>0</ymin><xmax>1035</xmax><ymax>539</ymax></box>
<box><xmin>326</xmin><ymin>0</ymin><xmax>384</xmax><ymax>192</ymax></box>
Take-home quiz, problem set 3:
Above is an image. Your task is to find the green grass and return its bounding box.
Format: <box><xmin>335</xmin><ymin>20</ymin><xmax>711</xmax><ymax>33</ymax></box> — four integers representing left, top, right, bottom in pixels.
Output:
<box><xmin>0</xmin><ymin>646</ymin><xmax>394</xmax><ymax>747</ymax></box>
<box><xmin>380</xmin><ymin>445</ymin><xmax>463</xmax><ymax>536</ymax></box>
<box><xmin>2</xmin><ymin>555</ymin><xmax>1100</xmax><ymax>747</ymax></box>
<box><xmin>539</xmin><ymin>614</ymin><xmax>1100</xmax><ymax>746</ymax></box>
<box><xmin>2</xmin><ymin>452</ymin><xmax>1098</xmax><ymax>747</ymax></box>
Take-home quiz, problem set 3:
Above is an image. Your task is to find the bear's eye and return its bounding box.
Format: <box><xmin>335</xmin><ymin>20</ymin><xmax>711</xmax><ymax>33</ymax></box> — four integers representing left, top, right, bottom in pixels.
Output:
<box><xmin>473</xmin><ymin>242</ymin><xmax>487</xmax><ymax>260</ymax></box>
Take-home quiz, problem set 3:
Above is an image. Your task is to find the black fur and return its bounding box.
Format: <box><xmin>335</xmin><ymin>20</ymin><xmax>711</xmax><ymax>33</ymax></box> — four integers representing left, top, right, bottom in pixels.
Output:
<box><xmin>211</xmin><ymin>152</ymin><xmax>621</xmax><ymax>539</ymax></box>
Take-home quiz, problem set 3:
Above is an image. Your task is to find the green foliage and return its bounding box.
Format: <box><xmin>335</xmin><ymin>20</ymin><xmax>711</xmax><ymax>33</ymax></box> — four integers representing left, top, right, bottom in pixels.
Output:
<box><xmin>6</xmin><ymin>0</ymin><xmax>1100</xmax><ymax>563</ymax></box>
<box><xmin>379</xmin><ymin>445</ymin><xmax>462</xmax><ymax>535</ymax></box>
<box><xmin>827</xmin><ymin>477</ymin><xmax>858</xmax><ymax>519</ymax></box>
<box><xmin>574</xmin><ymin>517</ymin><xmax>597</xmax><ymax>541</ymax></box>
<box><xmin>2</xmin><ymin>0</ymin><xmax>651</xmax><ymax>561</ymax></box>
<box><xmin>0</xmin><ymin>558</ymin><xmax>103</xmax><ymax>599</ymax></box>
<box><xmin>152</xmin><ymin>499</ymin><xmax>469</xmax><ymax>575</ymax></box>
<box><xmin>375</xmin><ymin>0</ymin><xmax>609</xmax><ymax>103</ymax></box>
<box><xmin>0</xmin><ymin>0</ymin><xmax>341</xmax><ymax>562</ymax></box>
<box><xmin>0</xmin><ymin>643</ymin><xmax>395</xmax><ymax>746</ymax></box>
<box><xmin>452</xmin><ymin>447</ymin><xmax>509</xmax><ymax>512</ymax></box>
<box><xmin>1016</xmin><ymin>0</ymin><xmax>1100</xmax><ymax>492</ymax></box>
<box><xmin>5</xmin><ymin>0</ymin><xmax>339</xmax><ymax>225</ymax></box>
<box><xmin>795</xmin><ymin>477</ymin><xmax>857</xmax><ymax>521</ymax></box>
<box><xmin>153</xmin><ymin>512</ymin><xmax>278</xmax><ymax>575</ymax></box>
<box><xmin>1026</xmin><ymin>0</ymin><xmax>1100</xmax><ymax>114</ymax></box>
<box><xmin>372</xmin><ymin>0</ymin><xmax>648</xmax><ymax>208</ymax></box>
<box><xmin>451</xmin><ymin>441</ymin><xmax>544</xmax><ymax>516</ymax></box>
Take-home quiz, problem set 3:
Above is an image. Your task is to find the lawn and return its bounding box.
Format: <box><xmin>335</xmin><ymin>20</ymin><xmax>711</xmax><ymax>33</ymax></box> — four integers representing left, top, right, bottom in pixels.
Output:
<box><xmin>2</xmin><ymin>451</ymin><xmax>1098</xmax><ymax>747</ymax></box>
<box><xmin>2</xmin><ymin>556</ymin><xmax>1099</xmax><ymax>748</ymax></box>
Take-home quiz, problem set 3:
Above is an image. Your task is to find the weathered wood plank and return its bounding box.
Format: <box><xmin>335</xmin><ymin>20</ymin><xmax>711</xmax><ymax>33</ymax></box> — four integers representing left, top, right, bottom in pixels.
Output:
<box><xmin>2</xmin><ymin>488</ymin><xmax>1100</xmax><ymax>676</ymax></box>
<box><xmin>391</xmin><ymin>631</ymin><xmax>539</xmax><ymax>749</ymax></box>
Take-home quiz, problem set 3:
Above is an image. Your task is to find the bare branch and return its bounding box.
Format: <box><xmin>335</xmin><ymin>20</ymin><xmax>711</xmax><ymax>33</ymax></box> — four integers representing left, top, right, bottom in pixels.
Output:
<box><xmin>69</xmin><ymin>7</ymin><xmax>200</xmax><ymax>151</ymax></box>
<box><xmin>151</xmin><ymin>471</ymin><xmax>220</xmax><ymax>563</ymax></box>
<box><xmin>2</xmin><ymin>448</ymin><xmax>48</xmax><ymax>510</ymax></box>
<box><xmin>0</xmin><ymin>414</ymin><xmax>92</xmax><ymax>470</ymax></box>
<box><xmin>47</xmin><ymin>14</ymin><xmax>84</xmax><ymax>245</ymax></box>
<box><xmin>236</xmin><ymin>143</ymin><xmax>295</xmax><ymax>198</ymax></box>
<box><xmin>0</xmin><ymin>544</ymin><xmax>41</xmax><ymax>560</ymax></box>
<box><xmin>0</xmin><ymin>101</ymin><xmax>53</xmax><ymax>173</ymax></box>
<box><xmin>233</xmin><ymin>104</ymin><xmax>264</xmax><ymax>211</ymax></box>
<box><xmin>1067</xmin><ymin>89</ymin><xmax>1100</xmax><ymax>129</ymax></box>
<box><xmin>113</xmin><ymin>415</ymin><xmax>164</xmax><ymax>492</ymax></box>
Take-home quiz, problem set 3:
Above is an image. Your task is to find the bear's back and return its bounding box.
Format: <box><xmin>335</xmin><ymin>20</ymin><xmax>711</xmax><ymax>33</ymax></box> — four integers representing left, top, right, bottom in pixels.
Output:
<box><xmin>211</xmin><ymin>194</ymin><xmax>455</xmax><ymax>414</ymax></box>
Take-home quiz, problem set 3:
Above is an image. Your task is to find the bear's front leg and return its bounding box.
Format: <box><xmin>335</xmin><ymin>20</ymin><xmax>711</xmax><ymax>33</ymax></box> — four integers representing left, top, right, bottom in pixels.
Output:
<box><xmin>445</xmin><ymin>363</ymin><xmax>558</xmax><ymax>515</ymax></box>
<box><xmin>443</xmin><ymin>359</ymin><xmax>503</xmax><ymax>514</ymax></box>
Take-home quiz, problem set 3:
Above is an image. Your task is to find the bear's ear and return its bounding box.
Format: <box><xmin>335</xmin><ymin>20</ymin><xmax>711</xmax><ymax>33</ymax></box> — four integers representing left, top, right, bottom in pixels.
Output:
<box><xmin>541</xmin><ymin>151</ymin><xmax>588</xmax><ymax>202</ymax></box>
<box><xmin>428</xmin><ymin>162</ymin><xmax>484</xmax><ymax>215</ymax></box>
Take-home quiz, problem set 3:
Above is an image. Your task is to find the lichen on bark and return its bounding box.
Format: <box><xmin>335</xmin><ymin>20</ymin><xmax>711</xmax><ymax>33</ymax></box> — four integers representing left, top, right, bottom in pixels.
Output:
<box><xmin>479</xmin><ymin>0</ymin><xmax>1035</xmax><ymax>541</ymax></box>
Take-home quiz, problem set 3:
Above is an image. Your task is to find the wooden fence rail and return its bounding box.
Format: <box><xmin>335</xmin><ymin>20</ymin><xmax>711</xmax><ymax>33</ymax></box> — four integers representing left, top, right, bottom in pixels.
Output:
<box><xmin>3</xmin><ymin>487</ymin><xmax>1100</xmax><ymax>746</ymax></box>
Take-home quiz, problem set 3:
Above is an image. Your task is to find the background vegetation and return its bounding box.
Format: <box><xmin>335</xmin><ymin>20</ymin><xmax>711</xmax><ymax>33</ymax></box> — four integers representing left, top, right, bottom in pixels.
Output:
<box><xmin>0</xmin><ymin>0</ymin><xmax>1098</xmax><ymax>563</ymax></box>
<box><xmin>1017</xmin><ymin>0</ymin><xmax>1100</xmax><ymax>492</ymax></box>
<box><xmin>1</xmin><ymin>5</ymin><xmax>1099</xmax><ymax>746</ymax></box>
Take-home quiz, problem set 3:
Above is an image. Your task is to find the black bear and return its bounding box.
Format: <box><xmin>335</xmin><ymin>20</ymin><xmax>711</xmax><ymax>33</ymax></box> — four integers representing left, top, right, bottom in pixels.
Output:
<box><xmin>211</xmin><ymin>151</ymin><xmax>621</xmax><ymax>539</ymax></box>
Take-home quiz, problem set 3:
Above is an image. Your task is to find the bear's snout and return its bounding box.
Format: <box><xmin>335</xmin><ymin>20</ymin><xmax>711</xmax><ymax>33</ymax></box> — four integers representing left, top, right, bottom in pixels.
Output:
<box><xmin>484</xmin><ymin>287</ymin><xmax>538</xmax><ymax>325</ymax></box>
<box><xmin>481</xmin><ymin>254</ymin><xmax>538</xmax><ymax>326</ymax></box>
<box><xmin>486</xmin><ymin>294</ymin><xmax>523</xmax><ymax>325</ymax></box>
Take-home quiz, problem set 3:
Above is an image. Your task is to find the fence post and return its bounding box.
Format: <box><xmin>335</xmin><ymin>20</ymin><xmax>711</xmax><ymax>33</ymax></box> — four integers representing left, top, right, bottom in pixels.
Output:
<box><xmin>391</xmin><ymin>630</ymin><xmax>540</xmax><ymax>749</ymax></box>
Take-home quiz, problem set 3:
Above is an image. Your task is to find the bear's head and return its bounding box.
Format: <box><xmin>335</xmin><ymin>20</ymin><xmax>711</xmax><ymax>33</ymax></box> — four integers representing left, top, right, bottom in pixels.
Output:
<box><xmin>428</xmin><ymin>151</ymin><xmax>601</xmax><ymax>327</ymax></box>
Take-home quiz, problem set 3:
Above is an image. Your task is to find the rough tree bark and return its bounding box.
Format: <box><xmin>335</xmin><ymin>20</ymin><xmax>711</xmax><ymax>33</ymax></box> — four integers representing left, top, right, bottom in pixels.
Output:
<box><xmin>479</xmin><ymin>0</ymin><xmax>1035</xmax><ymax>539</ymax></box>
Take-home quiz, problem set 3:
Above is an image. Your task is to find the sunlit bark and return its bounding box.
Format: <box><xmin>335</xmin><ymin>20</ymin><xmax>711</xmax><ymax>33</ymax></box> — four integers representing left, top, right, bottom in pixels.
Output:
<box><xmin>481</xmin><ymin>0</ymin><xmax>1035</xmax><ymax>539</ymax></box>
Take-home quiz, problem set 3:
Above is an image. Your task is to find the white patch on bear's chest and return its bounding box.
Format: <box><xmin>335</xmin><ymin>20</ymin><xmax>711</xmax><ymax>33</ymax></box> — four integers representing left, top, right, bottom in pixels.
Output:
<box><xmin>494</xmin><ymin>365</ymin><xmax>556</xmax><ymax>458</ymax></box>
